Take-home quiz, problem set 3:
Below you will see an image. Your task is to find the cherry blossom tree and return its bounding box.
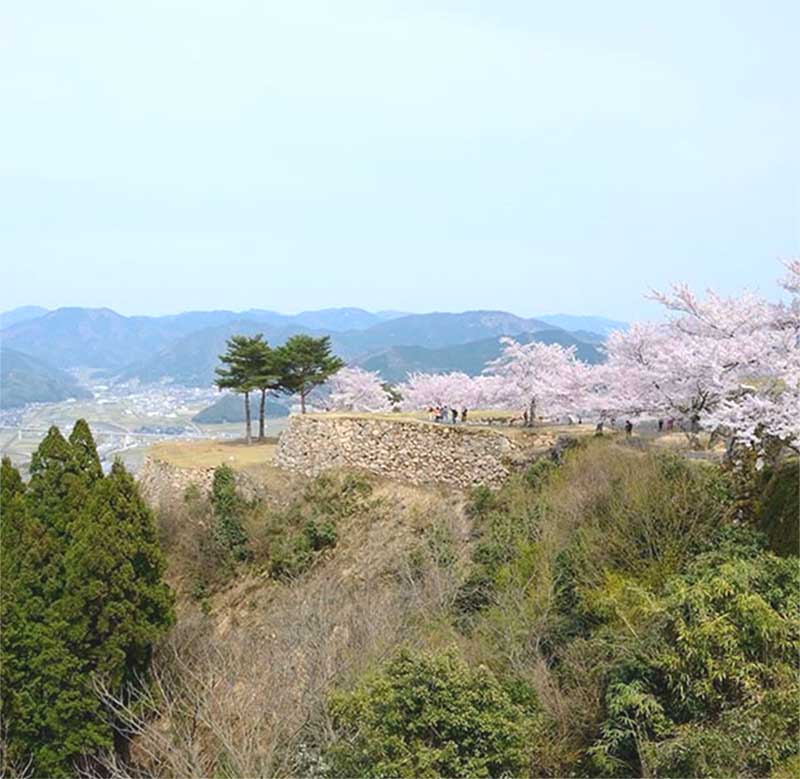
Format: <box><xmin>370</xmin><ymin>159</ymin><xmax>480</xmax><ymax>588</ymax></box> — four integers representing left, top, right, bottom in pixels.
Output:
<box><xmin>484</xmin><ymin>338</ymin><xmax>589</xmax><ymax>425</ymax></box>
<box><xmin>399</xmin><ymin>371</ymin><xmax>488</xmax><ymax>411</ymax></box>
<box><xmin>598</xmin><ymin>260</ymin><xmax>799</xmax><ymax>452</ymax></box>
<box><xmin>326</xmin><ymin>367</ymin><xmax>391</xmax><ymax>412</ymax></box>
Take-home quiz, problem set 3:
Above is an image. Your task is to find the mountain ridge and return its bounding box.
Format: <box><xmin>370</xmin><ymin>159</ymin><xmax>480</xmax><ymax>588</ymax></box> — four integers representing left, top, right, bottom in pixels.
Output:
<box><xmin>1</xmin><ymin>305</ymin><xmax>621</xmax><ymax>388</ymax></box>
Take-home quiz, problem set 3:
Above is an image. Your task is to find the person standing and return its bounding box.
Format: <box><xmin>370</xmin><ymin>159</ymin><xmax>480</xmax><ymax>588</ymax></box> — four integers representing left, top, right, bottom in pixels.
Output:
<box><xmin>451</xmin><ymin>407</ymin><xmax>458</xmax><ymax>424</ymax></box>
<box><xmin>658</xmin><ymin>418</ymin><xmax>664</xmax><ymax>432</ymax></box>
<box><xmin>625</xmin><ymin>420</ymin><xmax>633</xmax><ymax>437</ymax></box>
<box><xmin>461</xmin><ymin>408</ymin><xmax>468</xmax><ymax>423</ymax></box>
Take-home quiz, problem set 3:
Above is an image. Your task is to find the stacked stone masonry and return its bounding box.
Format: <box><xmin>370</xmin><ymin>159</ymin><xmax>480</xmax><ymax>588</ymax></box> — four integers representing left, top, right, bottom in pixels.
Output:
<box><xmin>138</xmin><ymin>456</ymin><xmax>258</xmax><ymax>508</ymax></box>
<box><xmin>276</xmin><ymin>415</ymin><xmax>523</xmax><ymax>488</ymax></box>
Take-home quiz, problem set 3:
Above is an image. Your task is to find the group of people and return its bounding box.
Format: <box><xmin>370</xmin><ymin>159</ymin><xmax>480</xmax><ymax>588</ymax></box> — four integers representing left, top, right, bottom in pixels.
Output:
<box><xmin>596</xmin><ymin>417</ymin><xmax>677</xmax><ymax>437</ymax></box>
<box><xmin>429</xmin><ymin>405</ymin><xmax>468</xmax><ymax>424</ymax></box>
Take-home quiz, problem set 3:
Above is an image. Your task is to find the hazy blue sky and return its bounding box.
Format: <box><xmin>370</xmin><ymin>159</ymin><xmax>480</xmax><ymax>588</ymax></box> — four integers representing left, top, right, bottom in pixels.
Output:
<box><xmin>2</xmin><ymin>1</ymin><xmax>798</xmax><ymax>319</ymax></box>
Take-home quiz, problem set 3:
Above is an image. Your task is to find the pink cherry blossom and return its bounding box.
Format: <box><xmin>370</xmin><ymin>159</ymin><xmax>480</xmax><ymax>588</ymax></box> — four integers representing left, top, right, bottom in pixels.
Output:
<box><xmin>326</xmin><ymin>367</ymin><xmax>391</xmax><ymax>412</ymax></box>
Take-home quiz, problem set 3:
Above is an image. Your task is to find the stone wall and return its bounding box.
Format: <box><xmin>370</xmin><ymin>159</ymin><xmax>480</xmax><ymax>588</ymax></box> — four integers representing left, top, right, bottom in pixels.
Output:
<box><xmin>275</xmin><ymin>415</ymin><xmax>524</xmax><ymax>488</ymax></box>
<box><xmin>138</xmin><ymin>457</ymin><xmax>257</xmax><ymax>508</ymax></box>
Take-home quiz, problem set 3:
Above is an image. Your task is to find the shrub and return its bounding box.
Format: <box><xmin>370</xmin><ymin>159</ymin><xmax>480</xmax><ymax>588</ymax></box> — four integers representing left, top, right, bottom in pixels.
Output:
<box><xmin>467</xmin><ymin>484</ymin><xmax>496</xmax><ymax>518</ymax></box>
<box><xmin>756</xmin><ymin>458</ymin><xmax>800</xmax><ymax>557</ymax></box>
<box><xmin>211</xmin><ymin>465</ymin><xmax>249</xmax><ymax>560</ymax></box>
<box><xmin>303</xmin><ymin>518</ymin><xmax>338</xmax><ymax>551</ymax></box>
<box><xmin>589</xmin><ymin>547</ymin><xmax>800</xmax><ymax>776</ymax></box>
<box><xmin>325</xmin><ymin>649</ymin><xmax>538</xmax><ymax>778</ymax></box>
<box><xmin>302</xmin><ymin>471</ymin><xmax>373</xmax><ymax>520</ymax></box>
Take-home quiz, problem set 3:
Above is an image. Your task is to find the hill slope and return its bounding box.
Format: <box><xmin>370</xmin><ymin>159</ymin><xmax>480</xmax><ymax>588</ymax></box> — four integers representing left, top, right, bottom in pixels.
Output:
<box><xmin>0</xmin><ymin>306</ymin><xmax>49</xmax><ymax>329</ymax></box>
<box><xmin>0</xmin><ymin>347</ymin><xmax>92</xmax><ymax>408</ymax></box>
<box><xmin>0</xmin><ymin>308</ymin><xmax>180</xmax><ymax>370</ymax></box>
<box><xmin>192</xmin><ymin>393</ymin><xmax>290</xmax><ymax>424</ymax></box>
<box><xmin>359</xmin><ymin>330</ymin><xmax>603</xmax><ymax>383</ymax></box>
<box><xmin>538</xmin><ymin>314</ymin><xmax>627</xmax><ymax>336</ymax></box>
<box><xmin>336</xmin><ymin>310</ymin><xmax>554</xmax><ymax>353</ymax></box>
<box><xmin>119</xmin><ymin>321</ymin><xmax>317</xmax><ymax>386</ymax></box>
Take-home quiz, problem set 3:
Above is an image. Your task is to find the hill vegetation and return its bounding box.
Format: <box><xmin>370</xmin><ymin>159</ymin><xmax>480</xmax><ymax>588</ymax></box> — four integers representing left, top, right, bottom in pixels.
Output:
<box><xmin>16</xmin><ymin>426</ymin><xmax>790</xmax><ymax>778</ymax></box>
<box><xmin>0</xmin><ymin>346</ymin><xmax>92</xmax><ymax>408</ymax></box>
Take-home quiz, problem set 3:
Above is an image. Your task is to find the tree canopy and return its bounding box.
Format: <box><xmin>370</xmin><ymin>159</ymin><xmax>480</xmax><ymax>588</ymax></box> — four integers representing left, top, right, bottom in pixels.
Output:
<box><xmin>0</xmin><ymin>421</ymin><xmax>174</xmax><ymax>776</ymax></box>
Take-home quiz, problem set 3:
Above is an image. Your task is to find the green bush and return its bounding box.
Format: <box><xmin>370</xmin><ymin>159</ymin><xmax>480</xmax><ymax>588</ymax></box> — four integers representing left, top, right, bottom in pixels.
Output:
<box><xmin>467</xmin><ymin>484</ymin><xmax>496</xmax><ymax>518</ymax></box>
<box><xmin>589</xmin><ymin>547</ymin><xmax>800</xmax><ymax>776</ymax></box>
<box><xmin>211</xmin><ymin>465</ymin><xmax>249</xmax><ymax>560</ymax></box>
<box><xmin>302</xmin><ymin>471</ymin><xmax>373</xmax><ymax>519</ymax></box>
<box><xmin>756</xmin><ymin>459</ymin><xmax>799</xmax><ymax>557</ymax></box>
<box><xmin>303</xmin><ymin>518</ymin><xmax>337</xmax><ymax>551</ymax></box>
<box><xmin>325</xmin><ymin>649</ymin><xmax>538</xmax><ymax>778</ymax></box>
<box><xmin>263</xmin><ymin>472</ymin><xmax>373</xmax><ymax>578</ymax></box>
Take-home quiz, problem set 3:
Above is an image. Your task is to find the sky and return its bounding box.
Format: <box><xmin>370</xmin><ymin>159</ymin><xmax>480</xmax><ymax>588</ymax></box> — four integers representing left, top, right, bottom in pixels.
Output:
<box><xmin>1</xmin><ymin>0</ymin><xmax>798</xmax><ymax>320</ymax></box>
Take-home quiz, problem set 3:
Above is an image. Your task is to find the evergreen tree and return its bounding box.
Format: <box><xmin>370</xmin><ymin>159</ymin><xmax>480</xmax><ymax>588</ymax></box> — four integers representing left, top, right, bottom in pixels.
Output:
<box><xmin>215</xmin><ymin>334</ymin><xmax>264</xmax><ymax>443</ymax></box>
<box><xmin>26</xmin><ymin>425</ymin><xmax>85</xmax><ymax>537</ymax></box>
<box><xmin>1</xmin><ymin>425</ymin><xmax>174</xmax><ymax>776</ymax></box>
<box><xmin>1</xmin><ymin>454</ymin><xmax>107</xmax><ymax>776</ymax></box>
<box><xmin>277</xmin><ymin>335</ymin><xmax>344</xmax><ymax>413</ymax></box>
<box><xmin>69</xmin><ymin>417</ymin><xmax>103</xmax><ymax>482</ymax></box>
<box><xmin>0</xmin><ymin>455</ymin><xmax>23</xmax><ymax>505</ymax></box>
<box><xmin>249</xmin><ymin>337</ymin><xmax>283</xmax><ymax>440</ymax></box>
<box><xmin>63</xmin><ymin>460</ymin><xmax>175</xmax><ymax>689</ymax></box>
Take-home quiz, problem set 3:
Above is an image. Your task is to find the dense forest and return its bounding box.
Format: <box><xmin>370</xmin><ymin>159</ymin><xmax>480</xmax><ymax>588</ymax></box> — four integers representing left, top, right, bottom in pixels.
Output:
<box><xmin>2</xmin><ymin>422</ymin><xmax>796</xmax><ymax>777</ymax></box>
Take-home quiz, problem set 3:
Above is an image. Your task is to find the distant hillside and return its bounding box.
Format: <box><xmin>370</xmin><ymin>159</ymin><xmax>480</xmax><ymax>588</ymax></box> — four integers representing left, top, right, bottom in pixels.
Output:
<box><xmin>0</xmin><ymin>308</ymin><xmax>180</xmax><ymax>370</ymax></box>
<box><xmin>335</xmin><ymin>311</ymin><xmax>555</xmax><ymax>354</ymax></box>
<box><xmin>359</xmin><ymin>330</ymin><xmax>603</xmax><ymax>383</ymax></box>
<box><xmin>0</xmin><ymin>306</ymin><xmax>49</xmax><ymax>329</ymax></box>
<box><xmin>538</xmin><ymin>314</ymin><xmax>627</xmax><ymax>336</ymax></box>
<box><xmin>291</xmin><ymin>308</ymin><xmax>383</xmax><ymax>332</ymax></box>
<box><xmin>1</xmin><ymin>305</ymin><xmax>617</xmax><ymax>385</ymax></box>
<box><xmin>0</xmin><ymin>347</ymin><xmax>92</xmax><ymax>409</ymax></box>
<box><xmin>193</xmin><ymin>393</ymin><xmax>289</xmax><ymax>424</ymax></box>
<box><xmin>119</xmin><ymin>321</ymin><xmax>317</xmax><ymax>386</ymax></box>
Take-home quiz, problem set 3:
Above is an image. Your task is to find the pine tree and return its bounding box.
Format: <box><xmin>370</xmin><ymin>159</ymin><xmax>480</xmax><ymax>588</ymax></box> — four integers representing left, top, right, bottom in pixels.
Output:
<box><xmin>249</xmin><ymin>337</ymin><xmax>282</xmax><ymax>440</ymax></box>
<box><xmin>277</xmin><ymin>334</ymin><xmax>344</xmax><ymax>413</ymax></box>
<box><xmin>215</xmin><ymin>335</ymin><xmax>264</xmax><ymax>443</ymax></box>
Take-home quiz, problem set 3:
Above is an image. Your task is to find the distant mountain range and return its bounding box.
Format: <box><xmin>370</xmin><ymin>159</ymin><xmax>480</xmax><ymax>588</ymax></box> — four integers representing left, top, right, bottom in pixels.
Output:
<box><xmin>0</xmin><ymin>305</ymin><xmax>626</xmax><ymax>406</ymax></box>
<box><xmin>360</xmin><ymin>330</ymin><xmax>603</xmax><ymax>384</ymax></box>
<box><xmin>537</xmin><ymin>314</ymin><xmax>628</xmax><ymax>337</ymax></box>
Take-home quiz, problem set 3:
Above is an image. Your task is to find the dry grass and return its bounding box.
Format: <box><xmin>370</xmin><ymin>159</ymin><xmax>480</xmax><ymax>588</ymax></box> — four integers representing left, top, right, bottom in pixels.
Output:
<box><xmin>98</xmin><ymin>473</ymin><xmax>472</xmax><ymax>778</ymax></box>
<box><xmin>147</xmin><ymin>438</ymin><xmax>278</xmax><ymax>470</ymax></box>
